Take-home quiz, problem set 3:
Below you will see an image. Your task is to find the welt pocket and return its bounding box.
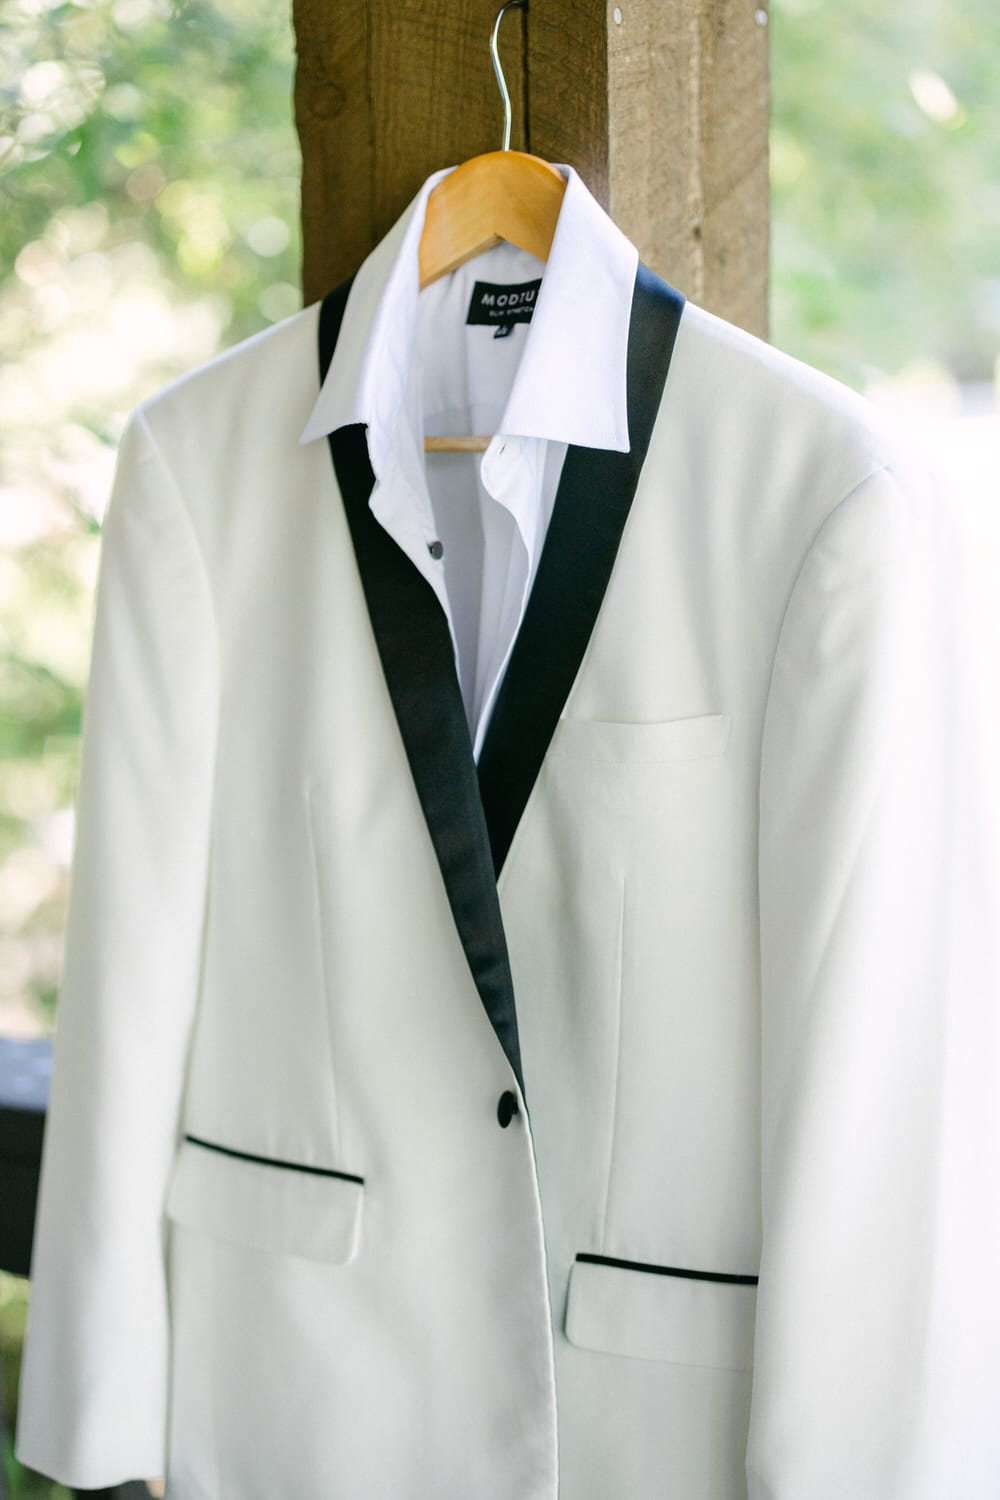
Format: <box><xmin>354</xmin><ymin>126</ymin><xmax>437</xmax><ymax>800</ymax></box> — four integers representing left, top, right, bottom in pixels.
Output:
<box><xmin>164</xmin><ymin>1132</ymin><xmax>365</xmax><ymax>1265</ymax></box>
<box><xmin>548</xmin><ymin>712</ymin><xmax>731</xmax><ymax>764</ymax></box>
<box><xmin>564</xmin><ymin>1251</ymin><xmax>758</xmax><ymax>1372</ymax></box>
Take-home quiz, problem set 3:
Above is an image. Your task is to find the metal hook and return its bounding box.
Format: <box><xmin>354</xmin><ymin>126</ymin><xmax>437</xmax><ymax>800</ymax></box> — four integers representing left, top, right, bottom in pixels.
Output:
<box><xmin>490</xmin><ymin>1</ymin><xmax>526</xmax><ymax>152</ymax></box>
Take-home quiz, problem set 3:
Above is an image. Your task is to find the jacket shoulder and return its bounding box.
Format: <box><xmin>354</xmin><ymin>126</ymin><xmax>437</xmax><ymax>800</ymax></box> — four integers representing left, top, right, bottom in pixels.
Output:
<box><xmin>111</xmin><ymin>301</ymin><xmax>327</xmax><ymax>587</ymax></box>
<box><xmin>671</xmin><ymin>297</ymin><xmax>938</xmax><ymax>512</ymax></box>
<box><xmin>678</xmin><ymin>300</ymin><xmax>918</xmax><ymax>456</ymax></box>
<box><xmin>133</xmin><ymin>300</ymin><xmax>322</xmax><ymax>441</ymax></box>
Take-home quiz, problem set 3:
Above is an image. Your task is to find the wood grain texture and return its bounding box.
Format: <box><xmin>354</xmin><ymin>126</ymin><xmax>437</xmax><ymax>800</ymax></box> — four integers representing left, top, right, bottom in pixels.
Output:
<box><xmin>528</xmin><ymin>0</ymin><xmax>770</xmax><ymax>336</ymax></box>
<box><xmin>294</xmin><ymin>0</ymin><xmax>769</xmax><ymax>335</ymax></box>
<box><xmin>294</xmin><ymin>0</ymin><xmax>528</xmax><ymax>304</ymax></box>
<box><xmin>520</xmin><ymin>1</ymin><xmax>611</xmax><ymax>205</ymax></box>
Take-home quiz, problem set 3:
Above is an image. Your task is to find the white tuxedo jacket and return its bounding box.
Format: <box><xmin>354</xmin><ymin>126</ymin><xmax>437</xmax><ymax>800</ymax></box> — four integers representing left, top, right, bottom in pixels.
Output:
<box><xmin>15</xmin><ymin>255</ymin><xmax>1000</xmax><ymax>1498</ymax></box>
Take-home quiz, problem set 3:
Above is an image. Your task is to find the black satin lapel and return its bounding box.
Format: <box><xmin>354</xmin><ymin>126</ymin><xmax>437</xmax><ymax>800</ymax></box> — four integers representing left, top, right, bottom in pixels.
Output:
<box><xmin>476</xmin><ymin>261</ymin><xmax>686</xmax><ymax>879</ymax></box>
<box><xmin>317</xmin><ymin>277</ymin><xmax>528</xmax><ymax>1105</ymax></box>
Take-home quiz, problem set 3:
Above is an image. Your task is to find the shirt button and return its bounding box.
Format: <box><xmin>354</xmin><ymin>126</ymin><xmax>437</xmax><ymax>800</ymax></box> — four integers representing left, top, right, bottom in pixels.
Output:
<box><xmin>427</xmin><ymin>539</ymin><xmax>444</xmax><ymax>559</ymax></box>
<box><xmin>496</xmin><ymin>1090</ymin><xmax>519</xmax><ymax>1128</ymax></box>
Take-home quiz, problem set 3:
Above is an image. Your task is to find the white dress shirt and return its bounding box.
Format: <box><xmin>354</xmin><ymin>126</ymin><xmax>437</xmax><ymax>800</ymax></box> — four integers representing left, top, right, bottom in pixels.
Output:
<box><xmin>299</xmin><ymin>163</ymin><xmax>639</xmax><ymax>761</ymax></box>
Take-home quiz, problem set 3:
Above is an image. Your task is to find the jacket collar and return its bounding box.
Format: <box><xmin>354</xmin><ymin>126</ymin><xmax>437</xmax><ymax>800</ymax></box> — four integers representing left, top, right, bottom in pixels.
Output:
<box><xmin>298</xmin><ymin>162</ymin><xmax>638</xmax><ymax>468</ymax></box>
<box><xmin>313</xmin><ymin>234</ymin><xmax>686</xmax><ymax>1110</ymax></box>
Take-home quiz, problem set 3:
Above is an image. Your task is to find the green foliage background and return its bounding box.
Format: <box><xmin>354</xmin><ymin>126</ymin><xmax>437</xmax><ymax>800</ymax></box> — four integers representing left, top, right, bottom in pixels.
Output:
<box><xmin>0</xmin><ymin>0</ymin><xmax>997</xmax><ymax>1490</ymax></box>
<box><xmin>770</xmin><ymin>0</ymin><xmax>1000</xmax><ymax>389</ymax></box>
<box><xmin>2</xmin><ymin>0</ymin><xmax>301</xmax><ymax>1489</ymax></box>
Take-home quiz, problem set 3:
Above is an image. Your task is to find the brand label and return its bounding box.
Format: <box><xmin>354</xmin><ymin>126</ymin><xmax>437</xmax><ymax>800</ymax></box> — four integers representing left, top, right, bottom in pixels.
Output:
<box><xmin>466</xmin><ymin>278</ymin><xmax>542</xmax><ymax>337</ymax></box>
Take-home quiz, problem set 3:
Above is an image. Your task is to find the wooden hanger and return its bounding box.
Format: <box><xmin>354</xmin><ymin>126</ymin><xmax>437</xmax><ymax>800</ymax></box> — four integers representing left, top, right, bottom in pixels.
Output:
<box><xmin>418</xmin><ymin>1</ymin><xmax>566</xmax><ymax>453</ymax></box>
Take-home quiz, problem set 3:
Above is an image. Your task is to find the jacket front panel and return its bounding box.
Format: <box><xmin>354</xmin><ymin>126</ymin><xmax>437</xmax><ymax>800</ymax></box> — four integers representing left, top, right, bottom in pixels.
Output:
<box><xmin>155</xmin><ymin>288</ymin><xmax>877</xmax><ymax>1500</ymax></box>
<box><xmin>171</xmin><ymin>344</ymin><xmax>560</xmax><ymax>1494</ymax></box>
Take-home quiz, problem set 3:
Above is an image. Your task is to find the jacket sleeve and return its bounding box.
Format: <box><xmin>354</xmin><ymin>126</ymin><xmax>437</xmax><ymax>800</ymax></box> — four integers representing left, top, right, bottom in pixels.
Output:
<box><xmin>14</xmin><ymin>405</ymin><xmax>218</xmax><ymax>1488</ymax></box>
<box><xmin>745</xmin><ymin>457</ymin><xmax>1000</xmax><ymax>1497</ymax></box>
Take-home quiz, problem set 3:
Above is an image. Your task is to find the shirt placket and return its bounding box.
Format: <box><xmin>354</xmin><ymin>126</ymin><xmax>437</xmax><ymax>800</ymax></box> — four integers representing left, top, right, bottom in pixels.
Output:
<box><xmin>368</xmin><ymin>446</ymin><xmax>465</xmax><ymax>690</ymax></box>
<box><xmin>470</xmin><ymin>434</ymin><xmax>544</xmax><ymax>762</ymax></box>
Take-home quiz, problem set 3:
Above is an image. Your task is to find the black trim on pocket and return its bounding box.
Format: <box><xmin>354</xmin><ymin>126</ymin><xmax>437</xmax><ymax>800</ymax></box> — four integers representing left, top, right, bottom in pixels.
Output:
<box><xmin>183</xmin><ymin>1133</ymin><xmax>365</xmax><ymax>1184</ymax></box>
<box><xmin>576</xmin><ymin>1251</ymin><xmax>758</xmax><ymax>1285</ymax></box>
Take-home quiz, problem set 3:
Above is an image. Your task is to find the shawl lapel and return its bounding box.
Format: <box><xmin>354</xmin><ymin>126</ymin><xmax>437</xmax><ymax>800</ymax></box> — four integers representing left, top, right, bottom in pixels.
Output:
<box><xmin>318</xmin><ymin>262</ymin><xmax>685</xmax><ymax>1109</ymax></box>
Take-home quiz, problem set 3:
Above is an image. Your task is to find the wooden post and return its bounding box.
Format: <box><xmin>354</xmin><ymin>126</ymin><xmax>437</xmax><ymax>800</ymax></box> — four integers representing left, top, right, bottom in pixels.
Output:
<box><xmin>292</xmin><ymin>0</ymin><xmax>769</xmax><ymax>338</ymax></box>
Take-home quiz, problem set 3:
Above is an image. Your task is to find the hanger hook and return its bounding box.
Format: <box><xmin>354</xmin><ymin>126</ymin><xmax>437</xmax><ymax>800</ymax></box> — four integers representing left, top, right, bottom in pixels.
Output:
<box><xmin>490</xmin><ymin>0</ymin><xmax>526</xmax><ymax>152</ymax></box>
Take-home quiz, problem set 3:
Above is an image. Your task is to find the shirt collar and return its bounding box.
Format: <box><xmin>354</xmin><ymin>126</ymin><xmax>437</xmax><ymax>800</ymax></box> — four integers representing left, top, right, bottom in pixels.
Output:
<box><xmin>298</xmin><ymin>162</ymin><xmax>638</xmax><ymax>463</ymax></box>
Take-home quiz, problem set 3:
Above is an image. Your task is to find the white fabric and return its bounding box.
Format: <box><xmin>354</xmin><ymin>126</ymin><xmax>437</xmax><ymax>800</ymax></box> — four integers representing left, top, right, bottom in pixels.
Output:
<box><xmin>14</xmin><ymin>170</ymin><xmax>1000</xmax><ymax>1499</ymax></box>
<box><xmin>299</xmin><ymin>163</ymin><xmax>638</xmax><ymax>759</ymax></box>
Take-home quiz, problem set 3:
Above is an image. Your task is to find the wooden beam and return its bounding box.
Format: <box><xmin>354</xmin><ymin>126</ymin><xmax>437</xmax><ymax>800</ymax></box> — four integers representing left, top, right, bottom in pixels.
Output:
<box><xmin>293</xmin><ymin>1</ymin><xmax>527</xmax><ymax>307</ymax></box>
<box><xmin>293</xmin><ymin>0</ymin><xmax>769</xmax><ymax>336</ymax></box>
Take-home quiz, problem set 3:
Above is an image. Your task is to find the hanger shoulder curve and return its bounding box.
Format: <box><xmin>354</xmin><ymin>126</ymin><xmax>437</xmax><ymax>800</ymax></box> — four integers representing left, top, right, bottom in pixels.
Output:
<box><xmin>418</xmin><ymin>151</ymin><xmax>566</xmax><ymax>291</ymax></box>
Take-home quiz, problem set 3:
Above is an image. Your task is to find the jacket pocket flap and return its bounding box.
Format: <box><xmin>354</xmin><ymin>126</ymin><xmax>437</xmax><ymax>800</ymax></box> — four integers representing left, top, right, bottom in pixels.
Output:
<box><xmin>164</xmin><ymin>1135</ymin><xmax>364</xmax><ymax>1265</ymax></box>
<box><xmin>549</xmin><ymin>713</ymin><xmax>731</xmax><ymax>763</ymax></box>
<box><xmin>564</xmin><ymin>1256</ymin><xmax>756</xmax><ymax>1372</ymax></box>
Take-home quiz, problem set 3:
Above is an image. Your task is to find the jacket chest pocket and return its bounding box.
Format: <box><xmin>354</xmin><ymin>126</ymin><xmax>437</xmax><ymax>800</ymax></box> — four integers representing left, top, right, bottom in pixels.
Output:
<box><xmin>547</xmin><ymin>712</ymin><xmax>731</xmax><ymax>766</ymax></box>
<box><xmin>543</xmin><ymin>711</ymin><xmax>732</xmax><ymax>856</ymax></box>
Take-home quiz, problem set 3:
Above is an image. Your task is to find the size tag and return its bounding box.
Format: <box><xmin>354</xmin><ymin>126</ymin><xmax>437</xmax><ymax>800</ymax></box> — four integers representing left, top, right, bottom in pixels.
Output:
<box><xmin>466</xmin><ymin>278</ymin><xmax>542</xmax><ymax>338</ymax></box>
